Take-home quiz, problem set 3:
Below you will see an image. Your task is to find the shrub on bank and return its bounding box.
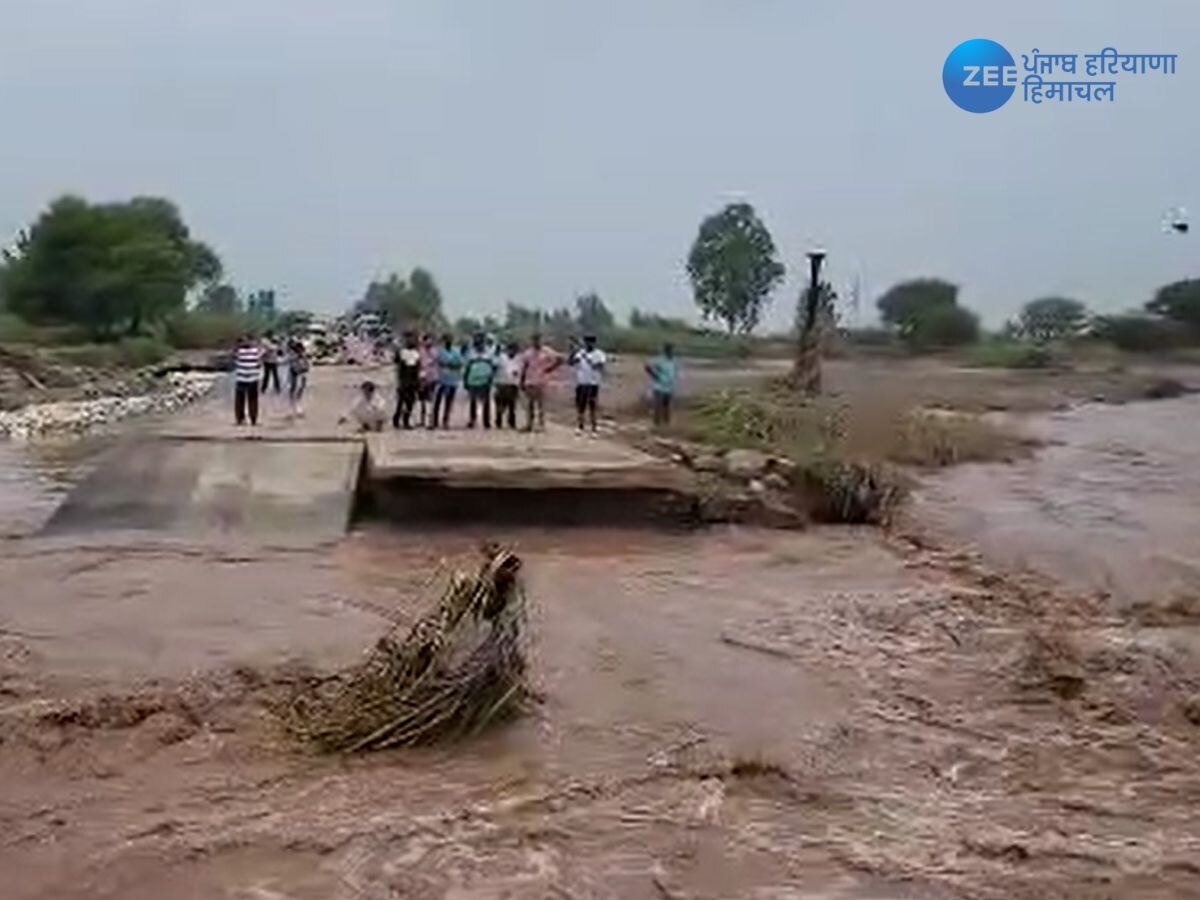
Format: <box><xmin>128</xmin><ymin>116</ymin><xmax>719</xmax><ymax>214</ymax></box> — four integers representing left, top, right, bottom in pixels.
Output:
<box><xmin>1090</xmin><ymin>314</ymin><xmax>1190</xmax><ymax>353</ymax></box>
<box><xmin>965</xmin><ymin>340</ymin><xmax>1059</xmax><ymax>369</ymax></box>
<box><xmin>50</xmin><ymin>336</ymin><xmax>171</xmax><ymax>369</ymax></box>
<box><xmin>163</xmin><ymin>311</ymin><xmax>258</xmax><ymax>349</ymax></box>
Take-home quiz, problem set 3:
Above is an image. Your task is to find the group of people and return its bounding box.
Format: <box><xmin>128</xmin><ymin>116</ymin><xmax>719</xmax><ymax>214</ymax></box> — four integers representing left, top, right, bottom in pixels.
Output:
<box><xmin>231</xmin><ymin>328</ymin><xmax>680</xmax><ymax>434</ymax></box>
<box><xmin>348</xmin><ymin>331</ymin><xmax>619</xmax><ymax>434</ymax></box>
<box><xmin>232</xmin><ymin>331</ymin><xmax>310</xmax><ymax>426</ymax></box>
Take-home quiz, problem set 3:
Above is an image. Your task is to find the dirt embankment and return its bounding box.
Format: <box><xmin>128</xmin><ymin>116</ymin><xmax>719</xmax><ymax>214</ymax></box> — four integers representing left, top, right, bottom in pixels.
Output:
<box><xmin>0</xmin><ymin>346</ymin><xmax>170</xmax><ymax>411</ymax></box>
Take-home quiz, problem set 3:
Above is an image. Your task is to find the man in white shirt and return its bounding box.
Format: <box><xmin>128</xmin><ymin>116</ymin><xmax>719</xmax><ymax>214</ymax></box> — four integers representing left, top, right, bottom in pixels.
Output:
<box><xmin>493</xmin><ymin>340</ymin><xmax>522</xmax><ymax>429</ymax></box>
<box><xmin>570</xmin><ymin>334</ymin><xmax>607</xmax><ymax>432</ymax></box>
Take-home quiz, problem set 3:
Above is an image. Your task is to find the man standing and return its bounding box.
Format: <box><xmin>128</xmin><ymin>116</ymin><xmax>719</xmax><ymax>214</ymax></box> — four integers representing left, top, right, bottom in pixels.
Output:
<box><xmin>645</xmin><ymin>342</ymin><xmax>678</xmax><ymax>427</ymax></box>
<box><xmin>519</xmin><ymin>332</ymin><xmax>561</xmax><ymax>433</ymax></box>
<box><xmin>493</xmin><ymin>340</ymin><xmax>522</xmax><ymax>430</ymax></box>
<box><xmin>431</xmin><ymin>333</ymin><xmax>463</xmax><ymax>429</ymax></box>
<box><xmin>570</xmin><ymin>334</ymin><xmax>607</xmax><ymax>432</ymax></box>
<box><xmin>392</xmin><ymin>331</ymin><xmax>422</xmax><ymax>429</ymax></box>
<box><xmin>233</xmin><ymin>333</ymin><xmax>263</xmax><ymax>426</ymax></box>
<box><xmin>463</xmin><ymin>332</ymin><xmax>497</xmax><ymax>429</ymax></box>
<box><xmin>286</xmin><ymin>335</ymin><xmax>310</xmax><ymax>418</ymax></box>
<box><xmin>417</xmin><ymin>333</ymin><xmax>438</xmax><ymax>428</ymax></box>
<box><xmin>260</xmin><ymin>332</ymin><xmax>282</xmax><ymax>394</ymax></box>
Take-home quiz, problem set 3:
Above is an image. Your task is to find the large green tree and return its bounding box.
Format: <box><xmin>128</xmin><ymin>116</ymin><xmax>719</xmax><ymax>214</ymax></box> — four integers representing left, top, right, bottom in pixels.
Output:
<box><xmin>361</xmin><ymin>267</ymin><xmax>445</xmax><ymax>330</ymax></box>
<box><xmin>686</xmin><ymin>202</ymin><xmax>785</xmax><ymax>335</ymax></box>
<box><xmin>0</xmin><ymin>195</ymin><xmax>221</xmax><ymax>337</ymax></box>
<box><xmin>1146</xmin><ymin>279</ymin><xmax>1200</xmax><ymax>333</ymax></box>
<box><xmin>1018</xmin><ymin>296</ymin><xmax>1087</xmax><ymax>341</ymax></box>
<box><xmin>876</xmin><ymin>278</ymin><xmax>958</xmax><ymax>335</ymax></box>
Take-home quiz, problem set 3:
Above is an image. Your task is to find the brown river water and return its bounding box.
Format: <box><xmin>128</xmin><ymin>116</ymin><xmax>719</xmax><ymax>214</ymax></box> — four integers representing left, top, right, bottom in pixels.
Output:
<box><xmin>1</xmin><ymin>397</ymin><xmax>1198</xmax><ymax>899</ymax></box>
<box><xmin>910</xmin><ymin>393</ymin><xmax>1200</xmax><ymax>608</ymax></box>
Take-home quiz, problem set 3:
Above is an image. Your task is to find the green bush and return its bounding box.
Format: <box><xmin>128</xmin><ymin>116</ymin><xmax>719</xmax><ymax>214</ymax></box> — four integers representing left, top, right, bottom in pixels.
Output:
<box><xmin>965</xmin><ymin>340</ymin><xmax>1058</xmax><ymax>369</ymax></box>
<box><xmin>50</xmin><ymin>336</ymin><xmax>171</xmax><ymax>369</ymax></box>
<box><xmin>607</xmin><ymin>327</ymin><xmax>754</xmax><ymax>359</ymax></box>
<box><xmin>1090</xmin><ymin>314</ymin><xmax>1189</xmax><ymax>353</ymax></box>
<box><xmin>904</xmin><ymin>305</ymin><xmax>980</xmax><ymax>351</ymax></box>
<box><xmin>0</xmin><ymin>313</ymin><xmax>92</xmax><ymax>346</ymax></box>
<box><xmin>164</xmin><ymin>311</ymin><xmax>257</xmax><ymax>349</ymax></box>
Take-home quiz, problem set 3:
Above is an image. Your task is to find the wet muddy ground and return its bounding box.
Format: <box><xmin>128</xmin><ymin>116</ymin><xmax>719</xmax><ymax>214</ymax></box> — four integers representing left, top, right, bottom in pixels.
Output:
<box><xmin>1</xmin><ymin>359</ymin><xmax>1198</xmax><ymax>898</ymax></box>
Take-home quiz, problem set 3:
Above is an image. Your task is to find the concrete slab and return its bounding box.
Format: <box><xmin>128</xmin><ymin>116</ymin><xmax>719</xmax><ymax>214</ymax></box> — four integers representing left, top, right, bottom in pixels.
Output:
<box><xmin>364</xmin><ymin>425</ymin><xmax>690</xmax><ymax>490</ymax></box>
<box><xmin>43</xmin><ymin>438</ymin><xmax>362</xmax><ymax>543</ymax></box>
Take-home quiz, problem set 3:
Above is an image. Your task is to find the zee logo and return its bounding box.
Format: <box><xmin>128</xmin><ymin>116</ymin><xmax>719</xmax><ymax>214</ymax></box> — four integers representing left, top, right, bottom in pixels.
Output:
<box><xmin>944</xmin><ymin>39</ymin><xmax>1018</xmax><ymax>112</ymax></box>
<box><xmin>962</xmin><ymin>65</ymin><xmax>1018</xmax><ymax>87</ymax></box>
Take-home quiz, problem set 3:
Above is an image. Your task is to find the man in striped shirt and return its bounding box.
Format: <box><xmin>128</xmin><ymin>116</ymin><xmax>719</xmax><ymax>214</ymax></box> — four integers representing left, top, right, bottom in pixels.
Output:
<box><xmin>233</xmin><ymin>333</ymin><xmax>263</xmax><ymax>426</ymax></box>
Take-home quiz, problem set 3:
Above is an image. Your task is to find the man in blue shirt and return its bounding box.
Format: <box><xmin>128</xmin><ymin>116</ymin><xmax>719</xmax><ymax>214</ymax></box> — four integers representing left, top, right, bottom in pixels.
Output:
<box><xmin>431</xmin><ymin>333</ymin><xmax>464</xmax><ymax>429</ymax></box>
<box><xmin>645</xmin><ymin>342</ymin><xmax>678</xmax><ymax>427</ymax></box>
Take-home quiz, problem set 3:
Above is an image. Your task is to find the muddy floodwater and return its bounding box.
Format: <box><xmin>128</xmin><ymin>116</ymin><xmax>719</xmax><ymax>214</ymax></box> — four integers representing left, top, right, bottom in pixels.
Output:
<box><xmin>911</xmin><ymin>394</ymin><xmax>1200</xmax><ymax>608</ymax></box>
<box><xmin>1</xmin><ymin>393</ymin><xmax>1198</xmax><ymax>899</ymax></box>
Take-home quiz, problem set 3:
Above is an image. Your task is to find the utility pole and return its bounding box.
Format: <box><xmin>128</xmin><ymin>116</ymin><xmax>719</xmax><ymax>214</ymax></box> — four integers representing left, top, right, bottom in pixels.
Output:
<box><xmin>793</xmin><ymin>248</ymin><xmax>827</xmax><ymax>394</ymax></box>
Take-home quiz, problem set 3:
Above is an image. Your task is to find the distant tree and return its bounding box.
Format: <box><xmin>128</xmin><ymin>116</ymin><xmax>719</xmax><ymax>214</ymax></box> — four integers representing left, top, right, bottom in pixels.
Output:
<box><xmin>1018</xmin><ymin>296</ymin><xmax>1088</xmax><ymax>341</ymax></box>
<box><xmin>1092</xmin><ymin>313</ymin><xmax>1189</xmax><ymax>352</ymax></box>
<box><xmin>504</xmin><ymin>302</ymin><xmax>543</xmax><ymax>332</ymax></box>
<box><xmin>0</xmin><ymin>195</ymin><xmax>221</xmax><ymax>337</ymax></box>
<box><xmin>575</xmin><ymin>292</ymin><xmax>614</xmax><ymax>334</ymax></box>
<box><xmin>196</xmin><ymin>283</ymin><xmax>241</xmax><ymax>315</ymax></box>
<box><xmin>686</xmin><ymin>202</ymin><xmax>785</xmax><ymax>335</ymax></box>
<box><xmin>905</xmin><ymin>304</ymin><xmax>979</xmax><ymax>350</ymax></box>
<box><xmin>1146</xmin><ymin>279</ymin><xmax>1200</xmax><ymax>334</ymax></box>
<box><xmin>246</xmin><ymin>289</ymin><xmax>277</xmax><ymax>321</ymax></box>
<box><xmin>876</xmin><ymin>278</ymin><xmax>958</xmax><ymax>337</ymax></box>
<box><xmin>629</xmin><ymin>308</ymin><xmax>691</xmax><ymax>331</ymax></box>
<box><xmin>360</xmin><ymin>267</ymin><xmax>446</xmax><ymax>330</ymax></box>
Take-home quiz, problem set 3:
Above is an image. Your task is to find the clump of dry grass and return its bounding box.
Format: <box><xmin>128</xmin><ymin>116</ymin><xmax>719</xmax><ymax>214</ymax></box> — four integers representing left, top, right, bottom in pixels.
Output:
<box><xmin>677</xmin><ymin>382</ymin><xmax>1027</xmax><ymax>470</ymax></box>
<box><xmin>284</xmin><ymin>545</ymin><xmax>531</xmax><ymax>753</ymax></box>
<box><xmin>799</xmin><ymin>459</ymin><xmax>907</xmax><ymax>525</ymax></box>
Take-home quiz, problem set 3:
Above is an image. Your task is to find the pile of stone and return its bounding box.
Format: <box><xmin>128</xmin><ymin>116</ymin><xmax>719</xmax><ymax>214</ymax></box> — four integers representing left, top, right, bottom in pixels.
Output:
<box><xmin>0</xmin><ymin>372</ymin><xmax>220</xmax><ymax>440</ymax></box>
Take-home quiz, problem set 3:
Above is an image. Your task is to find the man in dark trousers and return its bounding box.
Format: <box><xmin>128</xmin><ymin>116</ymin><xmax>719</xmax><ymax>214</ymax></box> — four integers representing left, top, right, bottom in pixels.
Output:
<box><xmin>392</xmin><ymin>330</ymin><xmax>422</xmax><ymax>429</ymax></box>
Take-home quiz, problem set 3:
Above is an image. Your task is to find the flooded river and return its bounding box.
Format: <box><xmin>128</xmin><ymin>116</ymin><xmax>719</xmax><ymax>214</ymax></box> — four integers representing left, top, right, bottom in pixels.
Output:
<box><xmin>2</xmin><ymin>394</ymin><xmax>1199</xmax><ymax>899</ymax></box>
<box><xmin>911</xmin><ymin>393</ymin><xmax>1200</xmax><ymax>608</ymax></box>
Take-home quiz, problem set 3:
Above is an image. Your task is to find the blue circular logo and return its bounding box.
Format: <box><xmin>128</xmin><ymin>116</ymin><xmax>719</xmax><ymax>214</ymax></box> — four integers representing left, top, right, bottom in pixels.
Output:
<box><xmin>943</xmin><ymin>38</ymin><xmax>1016</xmax><ymax>113</ymax></box>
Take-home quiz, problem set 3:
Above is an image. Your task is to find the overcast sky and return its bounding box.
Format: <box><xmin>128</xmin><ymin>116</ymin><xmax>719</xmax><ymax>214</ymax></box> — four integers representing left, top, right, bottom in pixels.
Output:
<box><xmin>1</xmin><ymin>1</ymin><xmax>1195</xmax><ymax>328</ymax></box>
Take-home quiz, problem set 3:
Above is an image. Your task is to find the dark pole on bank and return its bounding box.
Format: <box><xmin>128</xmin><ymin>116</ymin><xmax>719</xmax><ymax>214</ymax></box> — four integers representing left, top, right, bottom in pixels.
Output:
<box><xmin>793</xmin><ymin>247</ymin><xmax>827</xmax><ymax>393</ymax></box>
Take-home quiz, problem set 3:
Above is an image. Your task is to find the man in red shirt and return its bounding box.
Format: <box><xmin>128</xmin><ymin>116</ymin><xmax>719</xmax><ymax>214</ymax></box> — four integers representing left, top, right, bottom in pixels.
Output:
<box><xmin>518</xmin><ymin>332</ymin><xmax>563</xmax><ymax>432</ymax></box>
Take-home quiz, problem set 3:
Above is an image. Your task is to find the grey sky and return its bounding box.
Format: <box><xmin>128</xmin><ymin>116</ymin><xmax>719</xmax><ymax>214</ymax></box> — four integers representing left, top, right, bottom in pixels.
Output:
<box><xmin>1</xmin><ymin>0</ymin><xmax>1195</xmax><ymax>328</ymax></box>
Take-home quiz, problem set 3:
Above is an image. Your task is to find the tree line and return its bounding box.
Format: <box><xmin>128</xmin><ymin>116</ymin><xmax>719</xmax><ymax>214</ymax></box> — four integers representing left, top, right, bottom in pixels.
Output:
<box><xmin>4</xmin><ymin>192</ymin><xmax>1200</xmax><ymax>359</ymax></box>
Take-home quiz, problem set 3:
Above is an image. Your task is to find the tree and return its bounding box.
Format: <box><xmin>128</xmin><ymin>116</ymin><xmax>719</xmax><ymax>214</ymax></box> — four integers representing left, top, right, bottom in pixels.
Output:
<box><xmin>686</xmin><ymin>202</ymin><xmax>785</xmax><ymax>335</ymax></box>
<box><xmin>360</xmin><ymin>268</ymin><xmax>445</xmax><ymax>330</ymax></box>
<box><xmin>1146</xmin><ymin>279</ymin><xmax>1200</xmax><ymax>334</ymax></box>
<box><xmin>905</xmin><ymin>304</ymin><xmax>979</xmax><ymax>350</ymax></box>
<box><xmin>246</xmin><ymin>289</ymin><xmax>277</xmax><ymax>320</ymax></box>
<box><xmin>575</xmin><ymin>292</ymin><xmax>614</xmax><ymax>334</ymax></box>
<box><xmin>195</xmin><ymin>283</ymin><xmax>241</xmax><ymax>315</ymax></box>
<box><xmin>0</xmin><ymin>195</ymin><xmax>221</xmax><ymax>337</ymax></box>
<box><xmin>1018</xmin><ymin>296</ymin><xmax>1087</xmax><ymax>342</ymax></box>
<box><xmin>876</xmin><ymin>278</ymin><xmax>958</xmax><ymax>336</ymax></box>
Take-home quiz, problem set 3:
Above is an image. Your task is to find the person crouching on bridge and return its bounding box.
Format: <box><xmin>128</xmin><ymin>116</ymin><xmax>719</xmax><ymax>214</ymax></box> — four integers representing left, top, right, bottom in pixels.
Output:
<box><xmin>464</xmin><ymin>332</ymin><xmax>497</xmax><ymax>429</ymax></box>
<box><xmin>341</xmin><ymin>380</ymin><xmax>387</xmax><ymax>432</ymax></box>
<box><xmin>494</xmin><ymin>340</ymin><xmax>521</xmax><ymax>429</ymax></box>
<box><xmin>392</xmin><ymin>330</ymin><xmax>422</xmax><ymax>429</ymax></box>
<box><xmin>233</xmin><ymin>332</ymin><xmax>263</xmax><ymax>426</ymax></box>
<box><xmin>431</xmin><ymin>333</ymin><xmax>463</xmax><ymax>429</ymax></box>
